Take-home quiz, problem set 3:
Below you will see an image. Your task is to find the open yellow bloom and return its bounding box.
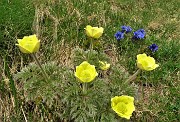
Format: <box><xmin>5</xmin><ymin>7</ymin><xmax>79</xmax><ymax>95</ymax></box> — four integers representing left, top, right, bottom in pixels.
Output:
<box><xmin>111</xmin><ymin>95</ymin><xmax>135</xmax><ymax>120</ymax></box>
<box><xmin>16</xmin><ymin>34</ymin><xmax>40</xmax><ymax>53</ymax></box>
<box><xmin>75</xmin><ymin>61</ymin><xmax>98</xmax><ymax>82</ymax></box>
<box><xmin>99</xmin><ymin>61</ymin><xmax>110</xmax><ymax>70</ymax></box>
<box><xmin>137</xmin><ymin>53</ymin><xmax>159</xmax><ymax>71</ymax></box>
<box><xmin>85</xmin><ymin>25</ymin><xmax>104</xmax><ymax>39</ymax></box>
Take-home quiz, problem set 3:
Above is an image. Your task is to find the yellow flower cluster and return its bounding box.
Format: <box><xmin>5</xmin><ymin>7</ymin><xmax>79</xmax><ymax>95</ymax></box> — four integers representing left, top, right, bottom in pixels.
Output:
<box><xmin>15</xmin><ymin>24</ymin><xmax>160</xmax><ymax>121</ymax></box>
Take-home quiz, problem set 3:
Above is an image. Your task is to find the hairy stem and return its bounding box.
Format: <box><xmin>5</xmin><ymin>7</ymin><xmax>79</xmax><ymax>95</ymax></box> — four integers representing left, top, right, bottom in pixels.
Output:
<box><xmin>31</xmin><ymin>53</ymin><xmax>49</xmax><ymax>81</ymax></box>
<box><xmin>88</xmin><ymin>38</ymin><xmax>93</xmax><ymax>61</ymax></box>
<box><xmin>125</xmin><ymin>69</ymin><xmax>141</xmax><ymax>83</ymax></box>
<box><xmin>82</xmin><ymin>83</ymin><xmax>87</xmax><ymax>95</ymax></box>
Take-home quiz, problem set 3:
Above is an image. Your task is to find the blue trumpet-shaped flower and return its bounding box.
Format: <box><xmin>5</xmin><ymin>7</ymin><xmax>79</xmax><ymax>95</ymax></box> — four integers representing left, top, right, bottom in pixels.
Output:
<box><xmin>149</xmin><ymin>44</ymin><xmax>158</xmax><ymax>52</ymax></box>
<box><xmin>114</xmin><ymin>31</ymin><xmax>124</xmax><ymax>41</ymax></box>
<box><xmin>121</xmin><ymin>26</ymin><xmax>132</xmax><ymax>33</ymax></box>
<box><xmin>133</xmin><ymin>29</ymin><xmax>146</xmax><ymax>40</ymax></box>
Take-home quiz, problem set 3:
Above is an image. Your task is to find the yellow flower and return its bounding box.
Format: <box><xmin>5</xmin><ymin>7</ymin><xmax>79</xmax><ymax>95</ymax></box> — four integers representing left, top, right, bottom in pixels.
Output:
<box><xmin>99</xmin><ymin>61</ymin><xmax>110</xmax><ymax>70</ymax></box>
<box><xmin>85</xmin><ymin>25</ymin><xmax>104</xmax><ymax>39</ymax></box>
<box><xmin>16</xmin><ymin>34</ymin><xmax>40</xmax><ymax>53</ymax></box>
<box><xmin>75</xmin><ymin>61</ymin><xmax>98</xmax><ymax>82</ymax></box>
<box><xmin>137</xmin><ymin>53</ymin><xmax>159</xmax><ymax>71</ymax></box>
<box><xmin>111</xmin><ymin>95</ymin><xmax>135</xmax><ymax>120</ymax></box>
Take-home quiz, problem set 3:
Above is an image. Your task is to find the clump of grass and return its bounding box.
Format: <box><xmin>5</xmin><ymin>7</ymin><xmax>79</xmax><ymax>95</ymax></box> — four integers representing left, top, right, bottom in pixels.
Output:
<box><xmin>13</xmin><ymin>47</ymin><xmax>137</xmax><ymax>121</ymax></box>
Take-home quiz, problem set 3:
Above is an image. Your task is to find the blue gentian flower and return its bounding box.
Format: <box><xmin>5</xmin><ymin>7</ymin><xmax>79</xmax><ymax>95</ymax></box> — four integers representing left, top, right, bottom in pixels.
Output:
<box><xmin>121</xmin><ymin>26</ymin><xmax>132</xmax><ymax>33</ymax></box>
<box><xmin>149</xmin><ymin>44</ymin><xmax>158</xmax><ymax>52</ymax></box>
<box><xmin>114</xmin><ymin>31</ymin><xmax>124</xmax><ymax>41</ymax></box>
<box><xmin>133</xmin><ymin>29</ymin><xmax>146</xmax><ymax>40</ymax></box>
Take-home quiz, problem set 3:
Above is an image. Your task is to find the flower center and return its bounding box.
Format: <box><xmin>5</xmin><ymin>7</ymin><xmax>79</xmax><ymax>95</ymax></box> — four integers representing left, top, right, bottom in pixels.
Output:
<box><xmin>116</xmin><ymin>102</ymin><xmax>128</xmax><ymax>114</ymax></box>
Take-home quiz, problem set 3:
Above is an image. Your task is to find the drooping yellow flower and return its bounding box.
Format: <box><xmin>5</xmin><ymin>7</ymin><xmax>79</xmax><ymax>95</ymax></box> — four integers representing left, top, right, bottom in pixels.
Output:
<box><xmin>16</xmin><ymin>34</ymin><xmax>40</xmax><ymax>53</ymax></box>
<box><xmin>137</xmin><ymin>53</ymin><xmax>159</xmax><ymax>71</ymax></box>
<box><xmin>85</xmin><ymin>25</ymin><xmax>104</xmax><ymax>39</ymax></box>
<box><xmin>75</xmin><ymin>61</ymin><xmax>98</xmax><ymax>82</ymax></box>
<box><xmin>99</xmin><ymin>61</ymin><xmax>110</xmax><ymax>70</ymax></box>
<box><xmin>111</xmin><ymin>95</ymin><xmax>135</xmax><ymax>120</ymax></box>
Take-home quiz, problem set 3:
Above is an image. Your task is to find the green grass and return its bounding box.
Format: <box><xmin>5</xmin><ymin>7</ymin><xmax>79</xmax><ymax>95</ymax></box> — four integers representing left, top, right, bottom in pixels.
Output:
<box><xmin>0</xmin><ymin>0</ymin><xmax>180</xmax><ymax>121</ymax></box>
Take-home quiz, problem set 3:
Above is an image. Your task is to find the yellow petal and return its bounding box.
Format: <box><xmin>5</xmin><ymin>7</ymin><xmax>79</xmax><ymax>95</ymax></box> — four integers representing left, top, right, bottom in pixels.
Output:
<box><xmin>153</xmin><ymin>64</ymin><xmax>159</xmax><ymax>69</ymax></box>
<box><xmin>125</xmin><ymin>103</ymin><xmax>135</xmax><ymax>115</ymax></box>
<box><xmin>16</xmin><ymin>44</ymin><xmax>31</xmax><ymax>53</ymax></box>
<box><xmin>85</xmin><ymin>25</ymin><xmax>93</xmax><ymax>37</ymax></box>
<box><xmin>17</xmin><ymin>39</ymin><xmax>22</xmax><ymax>44</ymax></box>
<box><xmin>137</xmin><ymin>62</ymin><xmax>145</xmax><ymax>70</ymax></box>
<box><xmin>112</xmin><ymin>102</ymin><xmax>129</xmax><ymax>118</ymax></box>
<box><xmin>74</xmin><ymin>66</ymin><xmax>83</xmax><ymax>78</ymax></box>
<box><xmin>93</xmin><ymin>27</ymin><xmax>104</xmax><ymax>38</ymax></box>
<box><xmin>137</xmin><ymin>53</ymin><xmax>147</xmax><ymax>60</ymax></box>
<box><xmin>32</xmin><ymin>41</ymin><xmax>40</xmax><ymax>52</ymax></box>
<box><xmin>80</xmin><ymin>61</ymin><xmax>90</xmax><ymax>68</ymax></box>
<box><xmin>29</xmin><ymin>34</ymin><xmax>38</xmax><ymax>41</ymax></box>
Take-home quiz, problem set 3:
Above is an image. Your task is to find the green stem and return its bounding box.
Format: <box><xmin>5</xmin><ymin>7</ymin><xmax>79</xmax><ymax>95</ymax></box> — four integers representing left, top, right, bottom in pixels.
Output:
<box><xmin>88</xmin><ymin>38</ymin><xmax>93</xmax><ymax>61</ymax></box>
<box><xmin>90</xmin><ymin>38</ymin><xmax>93</xmax><ymax>50</ymax></box>
<box><xmin>125</xmin><ymin>69</ymin><xmax>141</xmax><ymax>83</ymax></box>
<box><xmin>31</xmin><ymin>54</ymin><xmax>61</xmax><ymax>98</ymax></box>
<box><xmin>31</xmin><ymin>53</ymin><xmax>49</xmax><ymax>81</ymax></box>
<box><xmin>82</xmin><ymin>83</ymin><xmax>87</xmax><ymax>95</ymax></box>
<box><xmin>82</xmin><ymin>83</ymin><xmax>87</xmax><ymax>112</ymax></box>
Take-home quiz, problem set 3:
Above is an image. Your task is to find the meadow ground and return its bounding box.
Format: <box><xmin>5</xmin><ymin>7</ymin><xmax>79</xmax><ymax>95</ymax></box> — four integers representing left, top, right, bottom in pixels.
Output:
<box><xmin>0</xmin><ymin>0</ymin><xmax>180</xmax><ymax>121</ymax></box>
